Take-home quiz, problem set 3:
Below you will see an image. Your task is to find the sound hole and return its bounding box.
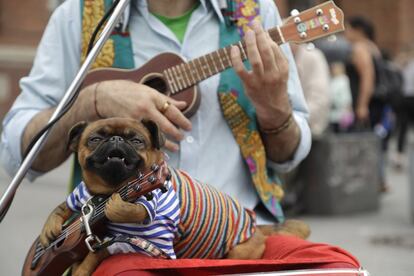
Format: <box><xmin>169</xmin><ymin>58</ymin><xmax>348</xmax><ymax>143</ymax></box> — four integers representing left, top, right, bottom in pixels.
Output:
<box><xmin>142</xmin><ymin>75</ymin><xmax>168</xmax><ymax>95</ymax></box>
<box><xmin>53</xmin><ymin>235</ymin><xmax>65</xmax><ymax>249</ymax></box>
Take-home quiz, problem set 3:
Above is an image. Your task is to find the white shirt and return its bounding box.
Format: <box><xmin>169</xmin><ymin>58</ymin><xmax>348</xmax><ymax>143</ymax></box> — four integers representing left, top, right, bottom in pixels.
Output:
<box><xmin>0</xmin><ymin>0</ymin><xmax>311</xmax><ymax>214</ymax></box>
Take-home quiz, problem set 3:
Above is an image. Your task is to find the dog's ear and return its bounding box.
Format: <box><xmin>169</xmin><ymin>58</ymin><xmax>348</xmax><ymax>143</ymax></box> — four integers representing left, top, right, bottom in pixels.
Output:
<box><xmin>142</xmin><ymin>120</ymin><xmax>165</xmax><ymax>149</ymax></box>
<box><xmin>67</xmin><ymin>121</ymin><xmax>88</xmax><ymax>152</ymax></box>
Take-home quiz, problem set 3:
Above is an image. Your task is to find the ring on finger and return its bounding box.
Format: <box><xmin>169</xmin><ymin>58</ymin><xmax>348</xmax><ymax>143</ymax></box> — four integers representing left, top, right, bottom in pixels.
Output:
<box><xmin>160</xmin><ymin>101</ymin><xmax>171</xmax><ymax>113</ymax></box>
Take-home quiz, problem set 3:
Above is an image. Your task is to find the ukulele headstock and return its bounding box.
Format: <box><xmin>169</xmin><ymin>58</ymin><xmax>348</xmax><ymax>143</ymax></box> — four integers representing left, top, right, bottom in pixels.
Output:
<box><xmin>281</xmin><ymin>1</ymin><xmax>345</xmax><ymax>44</ymax></box>
<box><xmin>125</xmin><ymin>161</ymin><xmax>170</xmax><ymax>202</ymax></box>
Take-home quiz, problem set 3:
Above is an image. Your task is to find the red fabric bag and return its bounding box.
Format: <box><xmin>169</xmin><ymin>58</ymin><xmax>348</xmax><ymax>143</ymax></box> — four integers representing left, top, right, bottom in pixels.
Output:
<box><xmin>93</xmin><ymin>235</ymin><xmax>360</xmax><ymax>276</ymax></box>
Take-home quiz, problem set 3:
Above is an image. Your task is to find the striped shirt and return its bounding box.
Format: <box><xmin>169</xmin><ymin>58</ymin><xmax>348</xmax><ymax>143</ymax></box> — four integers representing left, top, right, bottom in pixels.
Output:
<box><xmin>170</xmin><ymin>168</ymin><xmax>256</xmax><ymax>259</ymax></box>
<box><xmin>66</xmin><ymin>180</ymin><xmax>180</xmax><ymax>259</ymax></box>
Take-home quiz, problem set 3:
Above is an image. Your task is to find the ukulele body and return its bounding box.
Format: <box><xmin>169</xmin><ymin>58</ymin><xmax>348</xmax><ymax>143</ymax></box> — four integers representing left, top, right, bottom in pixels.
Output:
<box><xmin>22</xmin><ymin>205</ymin><xmax>106</xmax><ymax>276</ymax></box>
<box><xmin>82</xmin><ymin>52</ymin><xmax>200</xmax><ymax>118</ymax></box>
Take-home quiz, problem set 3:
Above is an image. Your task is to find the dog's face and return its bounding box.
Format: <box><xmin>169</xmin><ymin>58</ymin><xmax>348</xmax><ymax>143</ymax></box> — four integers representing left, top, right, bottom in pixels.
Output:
<box><xmin>68</xmin><ymin>118</ymin><xmax>165</xmax><ymax>195</ymax></box>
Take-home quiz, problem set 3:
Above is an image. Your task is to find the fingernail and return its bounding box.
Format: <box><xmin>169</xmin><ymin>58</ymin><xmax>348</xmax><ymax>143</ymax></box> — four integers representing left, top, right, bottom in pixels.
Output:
<box><xmin>172</xmin><ymin>144</ymin><xmax>180</xmax><ymax>152</ymax></box>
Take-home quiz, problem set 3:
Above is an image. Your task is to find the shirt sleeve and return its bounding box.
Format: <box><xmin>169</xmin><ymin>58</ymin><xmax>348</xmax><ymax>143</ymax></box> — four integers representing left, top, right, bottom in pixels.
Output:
<box><xmin>66</xmin><ymin>181</ymin><xmax>91</xmax><ymax>212</ymax></box>
<box><xmin>0</xmin><ymin>0</ymin><xmax>81</xmax><ymax>180</ymax></box>
<box><xmin>135</xmin><ymin>190</ymin><xmax>160</xmax><ymax>225</ymax></box>
<box><xmin>260</xmin><ymin>0</ymin><xmax>312</xmax><ymax>173</ymax></box>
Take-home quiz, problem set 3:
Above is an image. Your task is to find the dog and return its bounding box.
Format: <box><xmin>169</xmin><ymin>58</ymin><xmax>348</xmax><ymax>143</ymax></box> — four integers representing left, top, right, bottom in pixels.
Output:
<box><xmin>39</xmin><ymin>117</ymin><xmax>310</xmax><ymax>275</ymax></box>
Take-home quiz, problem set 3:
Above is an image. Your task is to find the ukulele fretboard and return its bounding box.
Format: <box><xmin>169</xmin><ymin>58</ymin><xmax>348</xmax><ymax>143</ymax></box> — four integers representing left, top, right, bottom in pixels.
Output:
<box><xmin>163</xmin><ymin>27</ymin><xmax>284</xmax><ymax>94</ymax></box>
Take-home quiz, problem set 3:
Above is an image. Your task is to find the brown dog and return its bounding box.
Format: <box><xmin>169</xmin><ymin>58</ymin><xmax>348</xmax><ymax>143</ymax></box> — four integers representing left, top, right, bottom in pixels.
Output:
<box><xmin>39</xmin><ymin>117</ymin><xmax>310</xmax><ymax>275</ymax></box>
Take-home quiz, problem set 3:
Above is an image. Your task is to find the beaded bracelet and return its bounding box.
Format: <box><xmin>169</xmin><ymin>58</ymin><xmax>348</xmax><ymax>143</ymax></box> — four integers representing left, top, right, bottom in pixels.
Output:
<box><xmin>260</xmin><ymin>113</ymin><xmax>294</xmax><ymax>136</ymax></box>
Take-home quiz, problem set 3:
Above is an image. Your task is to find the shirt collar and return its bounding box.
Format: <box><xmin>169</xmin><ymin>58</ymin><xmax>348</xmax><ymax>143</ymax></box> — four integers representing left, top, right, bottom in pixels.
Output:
<box><xmin>121</xmin><ymin>0</ymin><xmax>226</xmax><ymax>27</ymax></box>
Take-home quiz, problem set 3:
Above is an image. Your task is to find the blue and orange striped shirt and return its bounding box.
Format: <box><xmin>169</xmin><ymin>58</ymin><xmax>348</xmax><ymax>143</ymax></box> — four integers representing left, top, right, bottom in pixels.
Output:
<box><xmin>67</xmin><ymin>168</ymin><xmax>256</xmax><ymax>259</ymax></box>
<box><xmin>170</xmin><ymin>168</ymin><xmax>256</xmax><ymax>259</ymax></box>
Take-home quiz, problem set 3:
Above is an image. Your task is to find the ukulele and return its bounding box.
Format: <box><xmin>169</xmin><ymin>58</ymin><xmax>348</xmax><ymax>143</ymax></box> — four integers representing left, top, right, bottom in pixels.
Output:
<box><xmin>22</xmin><ymin>162</ymin><xmax>170</xmax><ymax>276</ymax></box>
<box><xmin>82</xmin><ymin>1</ymin><xmax>344</xmax><ymax>117</ymax></box>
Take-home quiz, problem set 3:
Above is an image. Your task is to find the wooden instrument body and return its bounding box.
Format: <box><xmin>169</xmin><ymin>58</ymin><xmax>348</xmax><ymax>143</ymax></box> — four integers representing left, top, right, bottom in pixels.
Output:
<box><xmin>82</xmin><ymin>53</ymin><xmax>200</xmax><ymax>118</ymax></box>
<box><xmin>22</xmin><ymin>163</ymin><xmax>168</xmax><ymax>276</ymax></box>
<box><xmin>22</xmin><ymin>219</ymin><xmax>105</xmax><ymax>276</ymax></box>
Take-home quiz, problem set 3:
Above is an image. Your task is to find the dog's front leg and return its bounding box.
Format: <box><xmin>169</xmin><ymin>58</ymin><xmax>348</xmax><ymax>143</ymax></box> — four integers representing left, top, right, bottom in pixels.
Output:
<box><xmin>72</xmin><ymin>249</ymin><xmax>110</xmax><ymax>276</ymax></box>
<box><xmin>105</xmin><ymin>193</ymin><xmax>149</xmax><ymax>223</ymax></box>
<box><xmin>39</xmin><ymin>202</ymin><xmax>72</xmax><ymax>247</ymax></box>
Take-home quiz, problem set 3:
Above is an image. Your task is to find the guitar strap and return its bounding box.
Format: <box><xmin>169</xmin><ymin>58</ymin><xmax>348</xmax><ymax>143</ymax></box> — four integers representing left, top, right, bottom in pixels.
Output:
<box><xmin>76</xmin><ymin>0</ymin><xmax>285</xmax><ymax>222</ymax></box>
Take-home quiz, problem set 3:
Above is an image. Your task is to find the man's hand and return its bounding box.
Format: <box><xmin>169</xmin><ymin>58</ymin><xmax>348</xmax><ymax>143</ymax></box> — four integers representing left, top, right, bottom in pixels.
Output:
<box><xmin>96</xmin><ymin>80</ymin><xmax>192</xmax><ymax>152</ymax></box>
<box><xmin>230</xmin><ymin>21</ymin><xmax>301</xmax><ymax>163</ymax></box>
<box><xmin>230</xmin><ymin>21</ymin><xmax>292</xmax><ymax>129</ymax></box>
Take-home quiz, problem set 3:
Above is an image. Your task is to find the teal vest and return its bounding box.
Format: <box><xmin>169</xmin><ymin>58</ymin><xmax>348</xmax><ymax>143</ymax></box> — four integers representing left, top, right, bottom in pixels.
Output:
<box><xmin>78</xmin><ymin>0</ymin><xmax>285</xmax><ymax>221</ymax></box>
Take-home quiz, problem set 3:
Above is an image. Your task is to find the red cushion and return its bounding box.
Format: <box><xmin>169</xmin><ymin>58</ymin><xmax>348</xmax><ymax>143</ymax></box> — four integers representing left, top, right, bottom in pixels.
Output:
<box><xmin>93</xmin><ymin>235</ymin><xmax>360</xmax><ymax>276</ymax></box>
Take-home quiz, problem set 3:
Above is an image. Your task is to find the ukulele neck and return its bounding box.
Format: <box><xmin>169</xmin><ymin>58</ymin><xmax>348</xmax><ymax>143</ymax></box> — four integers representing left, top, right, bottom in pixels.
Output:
<box><xmin>162</xmin><ymin>27</ymin><xmax>284</xmax><ymax>95</ymax></box>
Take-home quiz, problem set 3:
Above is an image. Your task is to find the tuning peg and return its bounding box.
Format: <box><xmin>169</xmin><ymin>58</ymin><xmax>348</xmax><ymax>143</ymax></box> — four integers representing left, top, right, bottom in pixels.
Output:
<box><xmin>160</xmin><ymin>185</ymin><xmax>169</xmax><ymax>193</ymax></box>
<box><xmin>316</xmin><ymin>8</ymin><xmax>323</xmax><ymax>16</ymax></box>
<box><xmin>148</xmin><ymin>175</ymin><xmax>157</xmax><ymax>184</ymax></box>
<box><xmin>137</xmin><ymin>172</ymin><xmax>144</xmax><ymax>180</ymax></box>
<box><xmin>290</xmin><ymin>9</ymin><xmax>300</xmax><ymax>17</ymax></box>
<box><xmin>306</xmin><ymin>43</ymin><xmax>315</xmax><ymax>51</ymax></box>
<box><xmin>151</xmin><ymin>164</ymin><xmax>160</xmax><ymax>172</ymax></box>
<box><xmin>328</xmin><ymin>35</ymin><xmax>337</xmax><ymax>42</ymax></box>
<box><xmin>145</xmin><ymin>192</ymin><xmax>154</xmax><ymax>201</ymax></box>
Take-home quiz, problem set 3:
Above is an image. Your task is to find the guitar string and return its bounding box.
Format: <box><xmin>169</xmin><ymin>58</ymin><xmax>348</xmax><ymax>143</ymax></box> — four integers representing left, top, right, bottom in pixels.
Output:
<box><xmin>33</xmin><ymin>180</ymin><xmax>138</xmax><ymax>257</ymax></box>
<box><xmin>34</xmin><ymin>168</ymin><xmax>164</xmax><ymax>258</ymax></box>
<box><xmin>178</xmin><ymin>27</ymin><xmax>283</xmax><ymax>82</ymax></box>
<box><xmin>34</xmin><ymin>176</ymin><xmax>156</xmax><ymax>258</ymax></box>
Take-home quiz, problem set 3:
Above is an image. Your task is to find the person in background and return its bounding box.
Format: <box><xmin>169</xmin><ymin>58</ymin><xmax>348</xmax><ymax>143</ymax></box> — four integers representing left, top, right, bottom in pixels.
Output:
<box><xmin>329</xmin><ymin>62</ymin><xmax>353</xmax><ymax>132</ymax></box>
<box><xmin>282</xmin><ymin>43</ymin><xmax>330</xmax><ymax>214</ymax></box>
<box><xmin>344</xmin><ymin>16</ymin><xmax>380</xmax><ymax>125</ymax></box>
<box><xmin>291</xmin><ymin>43</ymin><xmax>330</xmax><ymax>137</ymax></box>
<box><xmin>345</xmin><ymin>16</ymin><xmax>389</xmax><ymax>191</ymax></box>
<box><xmin>392</xmin><ymin>46</ymin><xmax>414</xmax><ymax>169</ymax></box>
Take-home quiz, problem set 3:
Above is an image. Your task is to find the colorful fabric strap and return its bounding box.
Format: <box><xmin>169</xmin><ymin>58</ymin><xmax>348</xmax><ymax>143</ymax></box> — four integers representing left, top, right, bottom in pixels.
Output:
<box><xmin>217</xmin><ymin>0</ymin><xmax>285</xmax><ymax>221</ymax></box>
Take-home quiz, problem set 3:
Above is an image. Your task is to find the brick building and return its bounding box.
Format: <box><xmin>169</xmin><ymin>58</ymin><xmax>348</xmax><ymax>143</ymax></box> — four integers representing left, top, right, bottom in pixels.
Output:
<box><xmin>0</xmin><ymin>0</ymin><xmax>413</xmax><ymax>118</ymax></box>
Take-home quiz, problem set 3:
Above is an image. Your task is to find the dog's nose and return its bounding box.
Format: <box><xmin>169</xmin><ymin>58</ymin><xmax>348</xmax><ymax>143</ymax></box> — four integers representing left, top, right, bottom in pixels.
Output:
<box><xmin>109</xmin><ymin>136</ymin><xmax>124</xmax><ymax>143</ymax></box>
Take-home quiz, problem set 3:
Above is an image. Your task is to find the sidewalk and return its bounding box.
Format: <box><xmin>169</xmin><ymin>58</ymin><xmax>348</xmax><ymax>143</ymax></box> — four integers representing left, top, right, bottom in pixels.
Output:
<box><xmin>0</xmin><ymin>156</ymin><xmax>413</xmax><ymax>275</ymax></box>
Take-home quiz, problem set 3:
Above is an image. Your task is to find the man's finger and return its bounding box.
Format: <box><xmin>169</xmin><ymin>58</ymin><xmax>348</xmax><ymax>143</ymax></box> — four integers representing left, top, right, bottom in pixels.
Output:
<box><xmin>270</xmin><ymin>42</ymin><xmax>289</xmax><ymax>74</ymax></box>
<box><xmin>252</xmin><ymin>21</ymin><xmax>276</xmax><ymax>72</ymax></box>
<box><xmin>165</xmin><ymin>140</ymin><xmax>179</xmax><ymax>152</ymax></box>
<box><xmin>244</xmin><ymin>29</ymin><xmax>263</xmax><ymax>75</ymax></box>
<box><xmin>151</xmin><ymin>110</ymin><xmax>185</xmax><ymax>142</ymax></box>
<box><xmin>231</xmin><ymin>46</ymin><xmax>250</xmax><ymax>82</ymax></box>
<box><xmin>163</xmin><ymin>103</ymin><xmax>192</xmax><ymax>131</ymax></box>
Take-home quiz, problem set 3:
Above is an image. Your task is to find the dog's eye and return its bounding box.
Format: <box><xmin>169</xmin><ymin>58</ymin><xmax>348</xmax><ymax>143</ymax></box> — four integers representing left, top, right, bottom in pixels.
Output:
<box><xmin>90</xmin><ymin>137</ymin><xmax>102</xmax><ymax>143</ymax></box>
<box><xmin>130</xmin><ymin>138</ymin><xmax>143</xmax><ymax>145</ymax></box>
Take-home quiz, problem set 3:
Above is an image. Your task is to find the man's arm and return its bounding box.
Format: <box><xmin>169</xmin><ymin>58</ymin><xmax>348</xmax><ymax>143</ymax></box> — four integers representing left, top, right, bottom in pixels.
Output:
<box><xmin>1</xmin><ymin>1</ymin><xmax>192</xmax><ymax>176</ymax></box>
<box><xmin>239</xmin><ymin>0</ymin><xmax>311</xmax><ymax>168</ymax></box>
<box><xmin>23</xmin><ymin>81</ymin><xmax>191</xmax><ymax>172</ymax></box>
<box><xmin>21</xmin><ymin>85</ymin><xmax>98</xmax><ymax>172</ymax></box>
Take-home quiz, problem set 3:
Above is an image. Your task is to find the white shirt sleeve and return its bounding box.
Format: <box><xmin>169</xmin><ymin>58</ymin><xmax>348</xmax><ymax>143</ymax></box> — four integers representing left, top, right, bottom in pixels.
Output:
<box><xmin>260</xmin><ymin>0</ymin><xmax>312</xmax><ymax>172</ymax></box>
<box><xmin>0</xmin><ymin>0</ymin><xmax>81</xmax><ymax>180</ymax></box>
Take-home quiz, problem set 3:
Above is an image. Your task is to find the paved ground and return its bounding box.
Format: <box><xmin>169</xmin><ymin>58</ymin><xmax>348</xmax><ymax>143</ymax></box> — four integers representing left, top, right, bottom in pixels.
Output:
<box><xmin>0</xmin><ymin>151</ymin><xmax>413</xmax><ymax>275</ymax></box>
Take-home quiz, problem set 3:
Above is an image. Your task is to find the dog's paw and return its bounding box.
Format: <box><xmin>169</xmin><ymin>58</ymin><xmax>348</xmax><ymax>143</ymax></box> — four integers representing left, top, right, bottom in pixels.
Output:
<box><xmin>39</xmin><ymin>214</ymin><xmax>64</xmax><ymax>247</ymax></box>
<box><xmin>105</xmin><ymin>193</ymin><xmax>149</xmax><ymax>223</ymax></box>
